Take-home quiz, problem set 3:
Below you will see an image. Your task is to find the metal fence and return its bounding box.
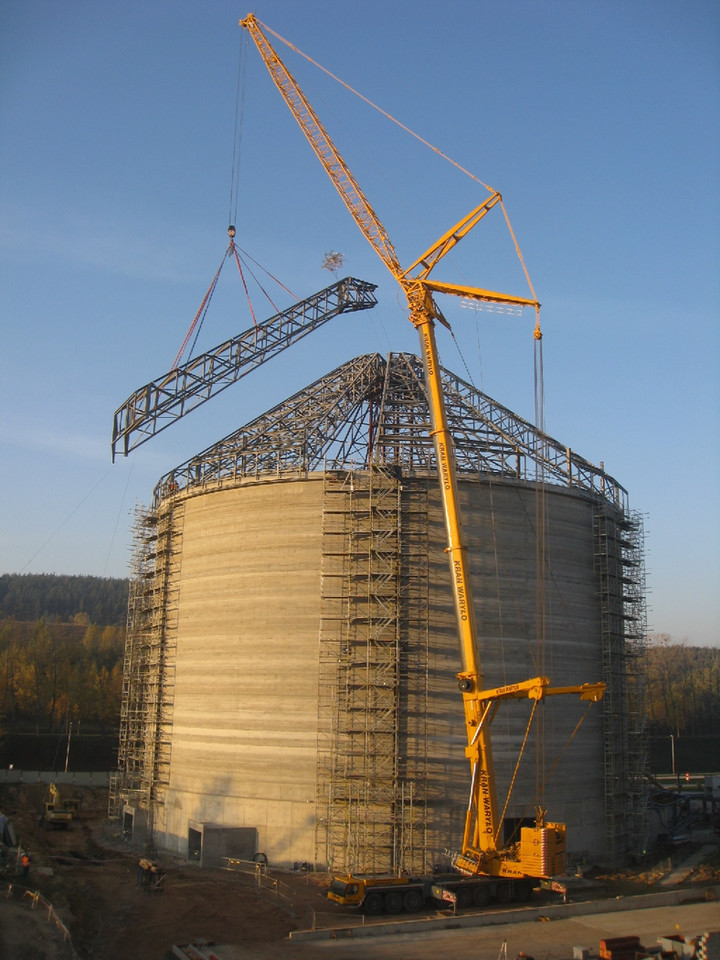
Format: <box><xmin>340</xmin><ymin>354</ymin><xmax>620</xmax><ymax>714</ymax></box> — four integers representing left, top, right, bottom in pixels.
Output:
<box><xmin>223</xmin><ymin>857</ymin><xmax>320</xmax><ymax>926</ymax></box>
<box><xmin>0</xmin><ymin>770</ymin><xmax>111</xmax><ymax>786</ymax></box>
<box><xmin>3</xmin><ymin>881</ymin><xmax>78</xmax><ymax>958</ymax></box>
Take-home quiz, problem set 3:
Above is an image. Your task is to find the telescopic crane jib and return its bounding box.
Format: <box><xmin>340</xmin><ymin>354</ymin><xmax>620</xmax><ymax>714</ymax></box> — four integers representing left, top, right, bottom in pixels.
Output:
<box><xmin>240</xmin><ymin>13</ymin><xmax>605</xmax><ymax>886</ymax></box>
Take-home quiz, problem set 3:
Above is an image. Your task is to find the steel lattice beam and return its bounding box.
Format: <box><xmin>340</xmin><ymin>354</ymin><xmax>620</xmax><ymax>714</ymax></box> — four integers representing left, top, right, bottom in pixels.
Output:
<box><xmin>111</xmin><ymin>277</ymin><xmax>377</xmax><ymax>460</ymax></box>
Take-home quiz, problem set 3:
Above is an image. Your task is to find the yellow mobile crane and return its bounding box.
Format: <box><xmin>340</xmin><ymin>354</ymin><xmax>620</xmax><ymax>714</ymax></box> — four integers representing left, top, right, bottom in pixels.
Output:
<box><xmin>241</xmin><ymin>15</ymin><xmax>605</xmax><ymax>912</ymax></box>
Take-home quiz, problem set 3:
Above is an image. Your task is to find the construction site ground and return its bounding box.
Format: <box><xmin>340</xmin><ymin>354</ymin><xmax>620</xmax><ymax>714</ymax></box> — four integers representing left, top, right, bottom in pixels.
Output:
<box><xmin>1</xmin><ymin>784</ymin><xmax>718</xmax><ymax>960</ymax></box>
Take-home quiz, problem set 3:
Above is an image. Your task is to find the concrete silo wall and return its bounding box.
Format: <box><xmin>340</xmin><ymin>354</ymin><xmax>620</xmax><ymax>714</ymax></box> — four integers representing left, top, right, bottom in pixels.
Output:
<box><xmin>154</xmin><ymin>479</ymin><xmax>324</xmax><ymax>865</ymax></box>
<box><xmin>144</xmin><ymin>470</ymin><xmax>609</xmax><ymax>870</ymax></box>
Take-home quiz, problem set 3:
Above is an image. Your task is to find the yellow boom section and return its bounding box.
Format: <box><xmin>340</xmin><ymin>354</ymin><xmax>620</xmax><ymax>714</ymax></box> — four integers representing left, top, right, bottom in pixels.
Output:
<box><xmin>240</xmin><ymin>16</ymin><xmax>402</xmax><ymax>279</ymax></box>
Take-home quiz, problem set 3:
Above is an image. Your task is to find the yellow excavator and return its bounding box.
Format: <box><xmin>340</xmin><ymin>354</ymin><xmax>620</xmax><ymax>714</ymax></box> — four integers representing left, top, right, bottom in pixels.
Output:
<box><xmin>241</xmin><ymin>15</ymin><xmax>605</xmax><ymax>912</ymax></box>
<box><xmin>41</xmin><ymin>783</ymin><xmax>73</xmax><ymax>830</ymax></box>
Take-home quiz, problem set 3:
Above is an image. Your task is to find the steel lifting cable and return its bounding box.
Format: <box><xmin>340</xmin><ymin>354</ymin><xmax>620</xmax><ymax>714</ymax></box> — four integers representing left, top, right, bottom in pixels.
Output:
<box><xmin>256</xmin><ymin>19</ymin><xmax>540</xmax><ymax>313</ymax></box>
<box><xmin>232</xmin><ymin>237</ymin><xmax>308</xmax><ymax>328</ymax></box>
<box><xmin>228</xmin><ymin>229</ymin><xmax>258</xmax><ymax>329</ymax></box>
<box><xmin>533</xmin><ymin>333</ymin><xmax>547</xmax><ymax>646</ymax></box>
<box><xmin>538</xmin><ymin>700</ymin><xmax>596</xmax><ymax>801</ymax></box>
<box><xmin>256</xmin><ymin>19</ymin><xmax>495</xmax><ymax>195</ymax></box>
<box><xmin>233</xmin><ymin>244</ymin><xmax>299</xmax><ymax>307</ymax></box>
<box><xmin>448</xmin><ymin>328</ymin><xmax>529</xmax><ymax>701</ymax></box>
<box><xmin>506</xmin><ymin>698</ymin><xmax>595</xmax><ymax>839</ymax></box>
<box><xmin>229</xmin><ymin>31</ymin><xmax>248</xmax><ymax>229</ymax></box>
<box><xmin>173</xmin><ymin>32</ymin><xmax>305</xmax><ymax>368</ymax></box>
<box><xmin>228</xmin><ymin>233</ymin><xmax>297</xmax><ymax>332</ymax></box>
<box><xmin>532</xmin><ymin>307</ymin><xmax>547</xmax><ymax>806</ymax></box>
<box><xmin>534</xmin><ymin>344</ymin><xmax>547</xmax><ymax>803</ymax></box>
<box><xmin>170</xmin><ymin>249</ymin><xmax>227</xmax><ymax>370</ymax></box>
<box><xmin>224</xmin><ymin>35</ymin><xmax>263</xmax><ymax>332</ymax></box>
<box><xmin>495</xmin><ymin>698</ymin><xmax>539</xmax><ymax>847</ymax></box>
<box><xmin>226</xmin><ymin>34</ymin><xmax>304</xmax><ymax>338</ymax></box>
<box><xmin>171</xmin><ymin>229</ymin><xmax>307</xmax><ymax>369</ymax></box>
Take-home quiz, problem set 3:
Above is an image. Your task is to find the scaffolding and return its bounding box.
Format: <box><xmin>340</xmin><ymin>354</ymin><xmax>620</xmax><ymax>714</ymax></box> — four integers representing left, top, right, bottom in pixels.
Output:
<box><xmin>109</xmin><ymin>498</ymin><xmax>183</xmax><ymax>822</ymax></box>
<box><xmin>316</xmin><ymin>465</ymin><xmax>430</xmax><ymax>874</ymax></box>
<box><xmin>593</xmin><ymin>504</ymin><xmax>648</xmax><ymax>862</ymax></box>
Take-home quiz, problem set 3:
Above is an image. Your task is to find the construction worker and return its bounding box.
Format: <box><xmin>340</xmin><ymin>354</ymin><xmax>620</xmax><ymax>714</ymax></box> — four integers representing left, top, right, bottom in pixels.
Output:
<box><xmin>20</xmin><ymin>851</ymin><xmax>30</xmax><ymax>881</ymax></box>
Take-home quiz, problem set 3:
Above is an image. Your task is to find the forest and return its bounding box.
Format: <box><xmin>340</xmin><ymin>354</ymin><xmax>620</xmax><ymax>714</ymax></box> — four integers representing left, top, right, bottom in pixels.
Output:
<box><xmin>645</xmin><ymin>634</ymin><xmax>720</xmax><ymax>736</ymax></box>
<box><xmin>0</xmin><ymin>574</ymin><xmax>127</xmax><ymax>735</ymax></box>
<box><xmin>0</xmin><ymin>575</ymin><xmax>718</xmax><ymax>746</ymax></box>
<box><xmin>0</xmin><ymin>573</ymin><xmax>128</xmax><ymax>626</ymax></box>
<box><xmin>0</xmin><ymin>618</ymin><xmax>123</xmax><ymax>735</ymax></box>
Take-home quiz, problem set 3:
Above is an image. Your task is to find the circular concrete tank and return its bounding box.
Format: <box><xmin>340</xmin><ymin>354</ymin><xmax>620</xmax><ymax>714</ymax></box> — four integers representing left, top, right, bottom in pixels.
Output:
<box><xmin>148</xmin><ymin>469</ymin><xmax>609</xmax><ymax>872</ymax></box>
<box><xmin>114</xmin><ymin>353</ymin><xmax>643</xmax><ymax>874</ymax></box>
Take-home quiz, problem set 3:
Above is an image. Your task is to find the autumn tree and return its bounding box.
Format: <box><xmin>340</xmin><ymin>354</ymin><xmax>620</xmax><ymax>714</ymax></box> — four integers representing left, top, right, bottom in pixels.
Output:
<box><xmin>0</xmin><ymin>619</ymin><xmax>125</xmax><ymax>733</ymax></box>
<box><xmin>646</xmin><ymin>634</ymin><xmax>720</xmax><ymax>736</ymax></box>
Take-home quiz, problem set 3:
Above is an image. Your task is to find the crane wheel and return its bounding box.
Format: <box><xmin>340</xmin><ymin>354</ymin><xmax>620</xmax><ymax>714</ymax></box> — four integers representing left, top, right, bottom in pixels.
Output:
<box><xmin>515</xmin><ymin>880</ymin><xmax>533</xmax><ymax>902</ymax></box>
<box><xmin>496</xmin><ymin>881</ymin><xmax>514</xmax><ymax>904</ymax></box>
<box><xmin>456</xmin><ymin>886</ymin><xmax>474</xmax><ymax>908</ymax></box>
<box><xmin>363</xmin><ymin>892</ymin><xmax>384</xmax><ymax>915</ymax></box>
<box><xmin>473</xmin><ymin>884</ymin><xmax>491</xmax><ymax>906</ymax></box>
<box><xmin>384</xmin><ymin>890</ymin><xmax>404</xmax><ymax>913</ymax></box>
<box><xmin>403</xmin><ymin>889</ymin><xmax>424</xmax><ymax>913</ymax></box>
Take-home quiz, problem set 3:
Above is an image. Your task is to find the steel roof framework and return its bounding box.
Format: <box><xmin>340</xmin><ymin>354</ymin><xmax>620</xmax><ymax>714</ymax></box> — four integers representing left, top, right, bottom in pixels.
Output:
<box><xmin>154</xmin><ymin>352</ymin><xmax>627</xmax><ymax>512</ymax></box>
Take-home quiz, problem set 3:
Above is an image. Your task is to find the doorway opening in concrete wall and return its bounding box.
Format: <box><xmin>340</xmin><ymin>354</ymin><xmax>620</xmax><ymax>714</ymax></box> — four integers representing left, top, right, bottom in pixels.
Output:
<box><xmin>188</xmin><ymin>827</ymin><xmax>202</xmax><ymax>861</ymax></box>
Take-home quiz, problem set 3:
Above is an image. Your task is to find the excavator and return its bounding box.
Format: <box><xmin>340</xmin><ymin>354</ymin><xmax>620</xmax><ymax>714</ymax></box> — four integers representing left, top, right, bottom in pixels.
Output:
<box><xmin>241</xmin><ymin>15</ymin><xmax>606</xmax><ymax>912</ymax></box>
<box><xmin>40</xmin><ymin>783</ymin><xmax>74</xmax><ymax>829</ymax></box>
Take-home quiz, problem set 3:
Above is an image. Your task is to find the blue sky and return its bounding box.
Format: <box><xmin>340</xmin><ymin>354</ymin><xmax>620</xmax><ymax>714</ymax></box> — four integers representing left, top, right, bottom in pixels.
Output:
<box><xmin>1</xmin><ymin>1</ymin><xmax>718</xmax><ymax>646</ymax></box>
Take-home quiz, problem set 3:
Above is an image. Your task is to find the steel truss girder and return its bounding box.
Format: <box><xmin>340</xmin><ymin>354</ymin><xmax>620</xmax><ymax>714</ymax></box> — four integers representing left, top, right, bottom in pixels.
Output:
<box><xmin>154</xmin><ymin>352</ymin><xmax>627</xmax><ymax>512</ymax></box>
<box><xmin>439</xmin><ymin>369</ymin><xmax>627</xmax><ymax>507</ymax></box>
<box><xmin>111</xmin><ymin>277</ymin><xmax>378</xmax><ymax>460</ymax></box>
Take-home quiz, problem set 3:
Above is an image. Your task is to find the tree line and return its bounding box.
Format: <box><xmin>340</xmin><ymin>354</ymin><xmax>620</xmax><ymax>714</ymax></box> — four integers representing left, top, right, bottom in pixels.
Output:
<box><xmin>646</xmin><ymin>634</ymin><xmax>720</xmax><ymax>736</ymax></box>
<box><xmin>1</xmin><ymin>573</ymin><xmax>718</xmax><ymax>741</ymax></box>
<box><xmin>0</xmin><ymin>619</ymin><xmax>123</xmax><ymax>734</ymax></box>
<box><xmin>0</xmin><ymin>573</ymin><xmax>128</xmax><ymax>626</ymax></box>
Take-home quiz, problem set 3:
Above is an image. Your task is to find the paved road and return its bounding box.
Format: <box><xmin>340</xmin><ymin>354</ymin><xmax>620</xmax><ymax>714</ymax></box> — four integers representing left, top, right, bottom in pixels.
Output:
<box><xmin>287</xmin><ymin>899</ymin><xmax>720</xmax><ymax>960</ymax></box>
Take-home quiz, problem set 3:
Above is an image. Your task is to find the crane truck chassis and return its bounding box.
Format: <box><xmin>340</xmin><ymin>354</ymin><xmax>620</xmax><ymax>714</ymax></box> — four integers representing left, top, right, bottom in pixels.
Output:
<box><xmin>328</xmin><ymin>873</ymin><xmax>534</xmax><ymax>914</ymax></box>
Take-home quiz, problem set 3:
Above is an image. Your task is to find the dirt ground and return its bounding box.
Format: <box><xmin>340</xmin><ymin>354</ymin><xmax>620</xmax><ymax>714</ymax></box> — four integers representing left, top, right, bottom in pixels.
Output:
<box><xmin>0</xmin><ymin>784</ymin><xmax>336</xmax><ymax>960</ymax></box>
<box><xmin>1</xmin><ymin>784</ymin><xmax>719</xmax><ymax>960</ymax></box>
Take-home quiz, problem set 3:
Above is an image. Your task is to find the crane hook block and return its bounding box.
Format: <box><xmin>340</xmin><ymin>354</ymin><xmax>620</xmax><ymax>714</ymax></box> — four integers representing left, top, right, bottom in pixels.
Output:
<box><xmin>228</xmin><ymin>225</ymin><xmax>236</xmax><ymax>238</ymax></box>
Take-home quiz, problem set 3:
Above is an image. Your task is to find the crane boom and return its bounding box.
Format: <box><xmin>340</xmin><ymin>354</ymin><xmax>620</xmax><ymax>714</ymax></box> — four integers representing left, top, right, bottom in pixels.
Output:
<box><xmin>241</xmin><ymin>14</ymin><xmax>603</xmax><ymax>882</ymax></box>
<box><xmin>241</xmin><ymin>17</ymin><xmax>401</xmax><ymax>278</ymax></box>
<box><xmin>111</xmin><ymin>277</ymin><xmax>377</xmax><ymax>460</ymax></box>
